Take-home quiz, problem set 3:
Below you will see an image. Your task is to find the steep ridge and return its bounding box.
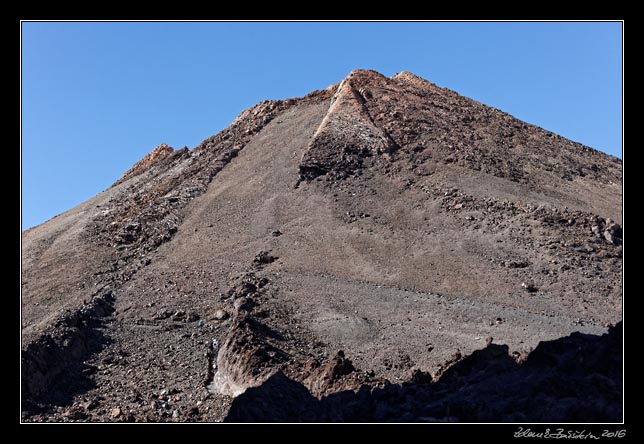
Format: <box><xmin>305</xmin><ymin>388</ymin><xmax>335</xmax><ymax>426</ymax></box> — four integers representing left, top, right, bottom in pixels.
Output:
<box><xmin>21</xmin><ymin>70</ymin><xmax>622</xmax><ymax>422</ymax></box>
<box><xmin>113</xmin><ymin>143</ymin><xmax>179</xmax><ymax>186</ymax></box>
<box><xmin>303</xmin><ymin>70</ymin><xmax>620</xmax><ymax>220</ymax></box>
<box><xmin>300</xmin><ymin>74</ymin><xmax>398</xmax><ymax>179</ymax></box>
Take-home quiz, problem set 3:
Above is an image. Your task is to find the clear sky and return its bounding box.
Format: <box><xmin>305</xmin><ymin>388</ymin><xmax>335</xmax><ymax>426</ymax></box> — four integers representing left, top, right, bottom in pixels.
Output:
<box><xmin>21</xmin><ymin>21</ymin><xmax>623</xmax><ymax>230</ymax></box>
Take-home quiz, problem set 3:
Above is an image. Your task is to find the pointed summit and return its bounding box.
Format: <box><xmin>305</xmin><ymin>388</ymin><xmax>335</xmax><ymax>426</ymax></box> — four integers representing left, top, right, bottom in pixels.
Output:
<box><xmin>299</xmin><ymin>70</ymin><xmax>398</xmax><ymax>179</ymax></box>
<box><xmin>299</xmin><ymin>68</ymin><xmax>620</xmax><ymax>194</ymax></box>
<box><xmin>22</xmin><ymin>68</ymin><xmax>621</xmax><ymax>423</ymax></box>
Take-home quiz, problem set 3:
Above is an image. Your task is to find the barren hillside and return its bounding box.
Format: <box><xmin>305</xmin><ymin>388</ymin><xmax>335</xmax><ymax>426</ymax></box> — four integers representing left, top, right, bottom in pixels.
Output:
<box><xmin>22</xmin><ymin>69</ymin><xmax>622</xmax><ymax>422</ymax></box>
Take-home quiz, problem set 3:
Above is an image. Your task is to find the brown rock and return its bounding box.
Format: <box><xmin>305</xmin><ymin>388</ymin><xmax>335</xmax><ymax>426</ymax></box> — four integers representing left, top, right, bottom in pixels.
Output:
<box><xmin>213</xmin><ymin>309</ymin><xmax>229</xmax><ymax>320</ymax></box>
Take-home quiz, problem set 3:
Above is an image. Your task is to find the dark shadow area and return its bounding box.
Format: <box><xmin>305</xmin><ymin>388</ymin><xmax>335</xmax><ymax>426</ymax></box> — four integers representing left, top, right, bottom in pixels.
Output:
<box><xmin>22</xmin><ymin>291</ymin><xmax>115</xmax><ymax>414</ymax></box>
<box><xmin>238</xmin><ymin>313</ymin><xmax>287</xmax><ymax>343</ymax></box>
<box><xmin>225</xmin><ymin>322</ymin><xmax>622</xmax><ymax>422</ymax></box>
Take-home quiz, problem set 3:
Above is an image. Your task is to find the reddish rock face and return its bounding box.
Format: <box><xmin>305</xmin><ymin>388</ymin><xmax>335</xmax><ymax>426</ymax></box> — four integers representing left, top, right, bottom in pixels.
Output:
<box><xmin>114</xmin><ymin>143</ymin><xmax>177</xmax><ymax>185</ymax></box>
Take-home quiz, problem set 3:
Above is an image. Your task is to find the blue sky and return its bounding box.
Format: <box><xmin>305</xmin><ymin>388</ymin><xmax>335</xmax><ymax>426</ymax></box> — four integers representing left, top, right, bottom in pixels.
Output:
<box><xmin>21</xmin><ymin>22</ymin><xmax>623</xmax><ymax>230</ymax></box>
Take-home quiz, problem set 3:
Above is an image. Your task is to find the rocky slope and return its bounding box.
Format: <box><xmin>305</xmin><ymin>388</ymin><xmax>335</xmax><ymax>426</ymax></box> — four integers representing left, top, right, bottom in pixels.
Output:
<box><xmin>21</xmin><ymin>69</ymin><xmax>622</xmax><ymax>422</ymax></box>
<box><xmin>226</xmin><ymin>322</ymin><xmax>622</xmax><ymax>422</ymax></box>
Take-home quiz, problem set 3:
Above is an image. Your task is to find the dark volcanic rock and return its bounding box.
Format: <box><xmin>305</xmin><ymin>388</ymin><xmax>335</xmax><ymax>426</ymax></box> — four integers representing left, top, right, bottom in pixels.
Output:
<box><xmin>209</xmin><ymin>312</ymin><xmax>287</xmax><ymax>397</ymax></box>
<box><xmin>225</xmin><ymin>372</ymin><xmax>321</xmax><ymax>422</ymax></box>
<box><xmin>226</xmin><ymin>323</ymin><xmax>623</xmax><ymax>422</ymax></box>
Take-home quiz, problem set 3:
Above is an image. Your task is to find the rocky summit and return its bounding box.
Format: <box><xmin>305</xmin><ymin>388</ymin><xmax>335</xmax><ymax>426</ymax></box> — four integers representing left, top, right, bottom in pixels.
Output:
<box><xmin>21</xmin><ymin>69</ymin><xmax>622</xmax><ymax>422</ymax></box>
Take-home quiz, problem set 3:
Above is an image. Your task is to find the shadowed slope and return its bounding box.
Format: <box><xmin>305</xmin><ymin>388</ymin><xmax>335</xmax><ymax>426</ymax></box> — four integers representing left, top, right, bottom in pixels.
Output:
<box><xmin>225</xmin><ymin>323</ymin><xmax>622</xmax><ymax>422</ymax></box>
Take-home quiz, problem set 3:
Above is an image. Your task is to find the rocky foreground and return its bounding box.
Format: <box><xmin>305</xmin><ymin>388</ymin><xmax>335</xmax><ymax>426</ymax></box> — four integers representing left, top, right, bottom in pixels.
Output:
<box><xmin>227</xmin><ymin>322</ymin><xmax>622</xmax><ymax>422</ymax></box>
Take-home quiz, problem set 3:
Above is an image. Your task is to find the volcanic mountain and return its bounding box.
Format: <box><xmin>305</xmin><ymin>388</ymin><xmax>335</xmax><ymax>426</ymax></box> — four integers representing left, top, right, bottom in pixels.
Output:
<box><xmin>21</xmin><ymin>69</ymin><xmax>622</xmax><ymax>422</ymax></box>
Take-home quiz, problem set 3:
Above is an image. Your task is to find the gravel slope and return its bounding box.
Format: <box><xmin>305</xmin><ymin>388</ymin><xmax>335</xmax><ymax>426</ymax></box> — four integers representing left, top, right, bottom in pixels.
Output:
<box><xmin>21</xmin><ymin>70</ymin><xmax>622</xmax><ymax>422</ymax></box>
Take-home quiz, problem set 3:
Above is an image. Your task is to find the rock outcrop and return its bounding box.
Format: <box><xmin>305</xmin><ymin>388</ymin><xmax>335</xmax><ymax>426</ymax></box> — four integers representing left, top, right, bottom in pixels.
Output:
<box><xmin>225</xmin><ymin>323</ymin><xmax>622</xmax><ymax>422</ymax></box>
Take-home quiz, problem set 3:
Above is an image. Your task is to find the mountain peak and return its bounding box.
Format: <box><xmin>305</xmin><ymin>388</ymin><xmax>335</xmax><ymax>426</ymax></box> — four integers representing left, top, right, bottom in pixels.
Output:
<box><xmin>299</xmin><ymin>68</ymin><xmax>620</xmax><ymax>189</ymax></box>
<box><xmin>22</xmin><ymin>68</ymin><xmax>622</xmax><ymax>423</ymax></box>
<box><xmin>392</xmin><ymin>70</ymin><xmax>438</xmax><ymax>89</ymax></box>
